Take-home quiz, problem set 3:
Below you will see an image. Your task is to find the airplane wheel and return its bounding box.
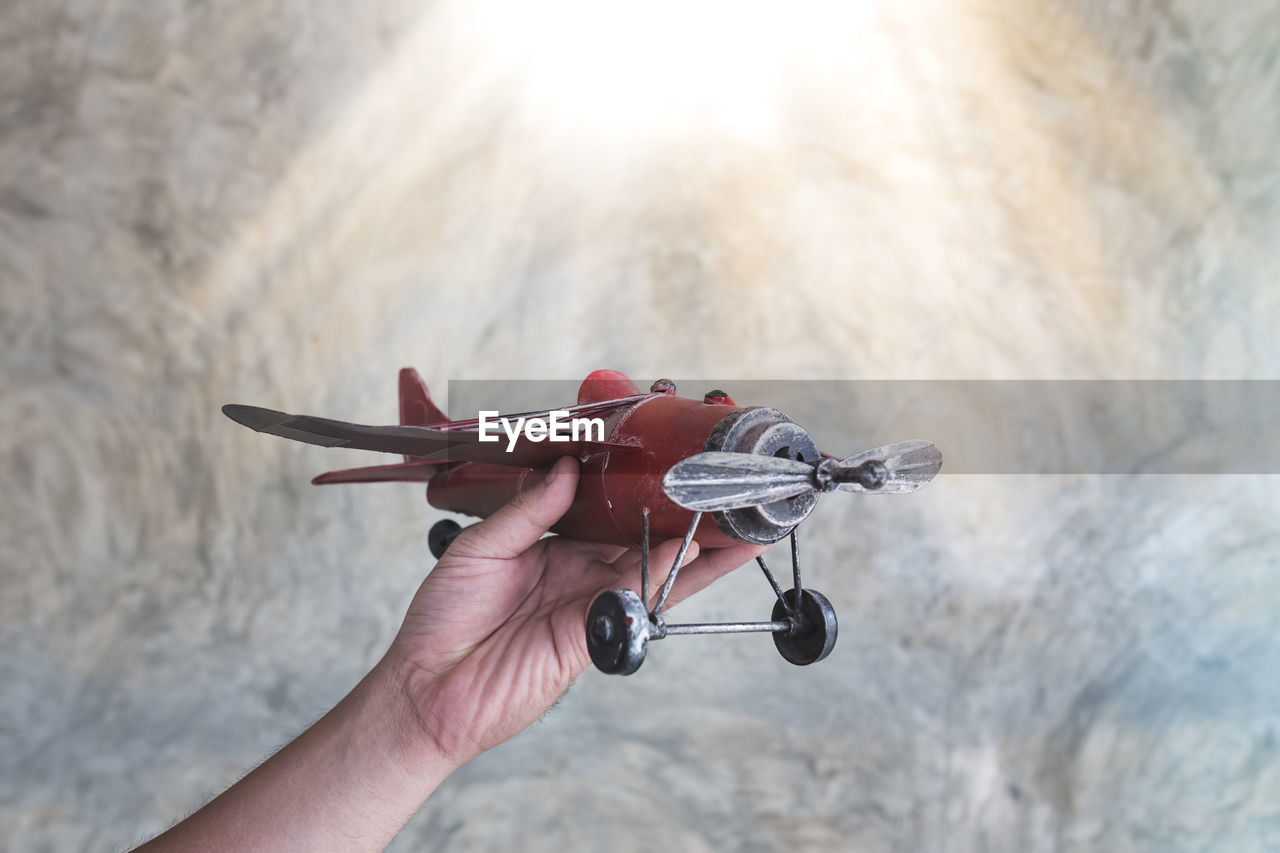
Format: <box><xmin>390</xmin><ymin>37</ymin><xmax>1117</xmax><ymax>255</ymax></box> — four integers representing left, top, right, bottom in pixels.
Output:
<box><xmin>586</xmin><ymin>590</ymin><xmax>649</xmax><ymax>676</ymax></box>
<box><xmin>428</xmin><ymin>519</ymin><xmax>463</xmax><ymax>558</ymax></box>
<box><xmin>771</xmin><ymin>588</ymin><xmax>837</xmax><ymax>665</ymax></box>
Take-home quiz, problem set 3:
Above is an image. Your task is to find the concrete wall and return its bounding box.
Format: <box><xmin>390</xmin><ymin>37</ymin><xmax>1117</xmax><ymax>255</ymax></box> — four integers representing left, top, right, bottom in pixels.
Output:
<box><xmin>2</xmin><ymin>1</ymin><xmax>1278</xmax><ymax>850</ymax></box>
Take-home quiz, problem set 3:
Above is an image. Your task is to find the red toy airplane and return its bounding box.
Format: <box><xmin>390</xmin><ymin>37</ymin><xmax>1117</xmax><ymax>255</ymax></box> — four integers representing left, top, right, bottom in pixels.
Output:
<box><xmin>223</xmin><ymin>368</ymin><xmax>942</xmax><ymax>675</ymax></box>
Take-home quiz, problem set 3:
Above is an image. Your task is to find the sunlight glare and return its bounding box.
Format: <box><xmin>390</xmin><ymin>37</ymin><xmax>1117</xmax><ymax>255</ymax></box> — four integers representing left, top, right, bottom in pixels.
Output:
<box><xmin>471</xmin><ymin>0</ymin><xmax>875</xmax><ymax>142</ymax></box>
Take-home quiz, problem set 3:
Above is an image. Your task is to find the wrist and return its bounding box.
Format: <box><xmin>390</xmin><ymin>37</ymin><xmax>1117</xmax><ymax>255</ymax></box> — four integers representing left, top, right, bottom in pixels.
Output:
<box><xmin>381</xmin><ymin>637</ymin><xmax>499</xmax><ymax>768</ymax></box>
<box><xmin>365</xmin><ymin>648</ymin><xmax>462</xmax><ymax>783</ymax></box>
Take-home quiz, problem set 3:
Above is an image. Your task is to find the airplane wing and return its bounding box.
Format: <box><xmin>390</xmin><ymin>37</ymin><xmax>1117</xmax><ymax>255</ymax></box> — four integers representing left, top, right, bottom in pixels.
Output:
<box><xmin>223</xmin><ymin>404</ymin><xmax>639</xmax><ymax>469</ymax></box>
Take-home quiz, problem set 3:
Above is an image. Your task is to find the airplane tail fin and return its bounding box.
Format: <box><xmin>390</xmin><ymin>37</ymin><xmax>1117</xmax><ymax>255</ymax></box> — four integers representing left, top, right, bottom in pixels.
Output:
<box><xmin>312</xmin><ymin>367</ymin><xmax>452</xmax><ymax>485</ymax></box>
<box><xmin>399</xmin><ymin>367</ymin><xmax>448</xmax><ymax>430</ymax></box>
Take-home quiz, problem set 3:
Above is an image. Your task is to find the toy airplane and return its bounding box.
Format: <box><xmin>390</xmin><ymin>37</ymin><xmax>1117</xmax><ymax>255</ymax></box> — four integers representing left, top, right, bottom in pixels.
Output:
<box><xmin>223</xmin><ymin>368</ymin><xmax>942</xmax><ymax>675</ymax></box>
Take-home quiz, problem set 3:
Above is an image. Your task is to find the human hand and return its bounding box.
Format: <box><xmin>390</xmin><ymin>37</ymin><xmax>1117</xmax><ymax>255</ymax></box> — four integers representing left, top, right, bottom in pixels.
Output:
<box><xmin>135</xmin><ymin>455</ymin><xmax>763</xmax><ymax>853</ymax></box>
<box><xmin>385</xmin><ymin>455</ymin><xmax>767</xmax><ymax>766</ymax></box>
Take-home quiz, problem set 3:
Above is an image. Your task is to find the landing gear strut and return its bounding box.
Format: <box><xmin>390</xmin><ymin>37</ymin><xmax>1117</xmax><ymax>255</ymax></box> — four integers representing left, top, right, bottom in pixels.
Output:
<box><xmin>586</xmin><ymin>509</ymin><xmax>838</xmax><ymax>675</ymax></box>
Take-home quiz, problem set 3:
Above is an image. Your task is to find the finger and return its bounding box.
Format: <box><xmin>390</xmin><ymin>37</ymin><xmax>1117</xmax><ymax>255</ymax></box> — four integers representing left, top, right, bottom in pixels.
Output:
<box><xmin>555</xmin><ymin>535</ymin><xmax>704</xmax><ymax>651</ymax></box>
<box><xmin>555</xmin><ymin>538</ymin><xmax>631</xmax><ymax>565</ymax></box>
<box><xmin>609</xmin><ymin>536</ymin><xmax>698</xmax><ymax>579</ymax></box>
<box><xmin>593</xmin><ymin>543</ymin><xmax>631</xmax><ymax>564</ymax></box>
<box><xmin>446</xmin><ymin>456</ymin><xmax>580</xmax><ymax>561</ymax></box>
<box><xmin>611</xmin><ymin>537</ymin><xmax>701</xmax><ymax>608</ymax></box>
<box><xmin>543</xmin><ymin>537</ymin><xmax>632</xmax><ymax>571</ymax></box>
<box><xmin>655</xmin><ymin>543</ymin><xmax>768</xmax><ymax>610</ymax></box>
<box><xmin>555</xmin><ymin>540</ymin><xmax>748</xmax><ymax>671</ymax></box>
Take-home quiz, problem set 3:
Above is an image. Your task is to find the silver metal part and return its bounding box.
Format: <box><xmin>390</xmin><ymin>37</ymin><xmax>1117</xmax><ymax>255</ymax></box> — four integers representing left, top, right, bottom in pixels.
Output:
<box><xmin>701</xmin><ymin>407</ymin><xmax>820</xmax><ymax>544</ymax></box>
<box><xmin>589</xmin><ymin>506</ymin><xmax>838</xmax><ymax>673</ymax></box>
<box><xmin>586</xmin><ymin>589</ymin><xmax>650</xmax><ymax>675</ymax></box>
<box><xmin>756</xmin><ymin>554</ymin><xmax>791</xmax><ymax>612</ymax></box>
<box><xmin>661</xmin><ymin>621</ymin><xmax>793</xmax><ymax>636</ymax></box>
<box><xmin>651</xmin><ymin>511</ymin><xmax>702</xmax><ymax>621</ymax></box>
<box><xmin>662</xmin><ymin>452</ymin><xmax>814</xmax><ymax>511</ymax></box>
<box><xmin>833</xmin><ymin>439</ymin><xmax>943</xmax><ymax>494</ymax></box>
<box><xmin>639</xmin><ymin>506</ymin><xmax>651</xmax><ymax>608</ymax></box>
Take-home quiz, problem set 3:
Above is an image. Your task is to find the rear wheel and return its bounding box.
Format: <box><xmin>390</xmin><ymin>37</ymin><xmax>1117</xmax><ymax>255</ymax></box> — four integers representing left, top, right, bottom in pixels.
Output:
<box><xmin>428</xmin><ymin>519</ymin><xmax>463</xmax><ymax>558</ymax></box>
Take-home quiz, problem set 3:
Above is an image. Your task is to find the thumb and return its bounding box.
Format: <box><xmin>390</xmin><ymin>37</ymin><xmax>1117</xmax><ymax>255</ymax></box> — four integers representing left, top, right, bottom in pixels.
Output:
<box><xmin>446</xmin><ymin>456</ymin><xmax>580</xmax><ymax>560</ymax></box>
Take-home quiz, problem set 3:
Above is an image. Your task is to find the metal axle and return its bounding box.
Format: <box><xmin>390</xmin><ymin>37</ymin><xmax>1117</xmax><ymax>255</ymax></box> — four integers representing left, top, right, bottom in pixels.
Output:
<box><xmin>654</xmin><ymin>620</ymin><xmax>793</xmax><ymax>638</ymax></box>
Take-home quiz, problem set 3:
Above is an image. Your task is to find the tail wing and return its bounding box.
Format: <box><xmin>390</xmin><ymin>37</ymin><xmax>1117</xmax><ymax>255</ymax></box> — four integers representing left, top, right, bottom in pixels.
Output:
<box><xmin>315</xmin><ymin>367</ymin><xmax>452</xmax><ymax>484</ymax></box>
<box><xmin>312</xmin><ymin>459</ymin><xmax>443</xmax><ymax>485</ymax></box>
<box><xmin>399</xmin><ymin>368</ymin><xmax>448</xmax><ymax>431</ymax></box>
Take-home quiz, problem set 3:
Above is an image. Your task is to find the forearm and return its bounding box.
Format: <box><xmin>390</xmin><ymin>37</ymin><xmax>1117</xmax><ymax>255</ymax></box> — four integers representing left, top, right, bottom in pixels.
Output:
<box><xmin>135</xmin><ymin>654</ymin><xmax>455</xmax><ymax>853</ymax></box>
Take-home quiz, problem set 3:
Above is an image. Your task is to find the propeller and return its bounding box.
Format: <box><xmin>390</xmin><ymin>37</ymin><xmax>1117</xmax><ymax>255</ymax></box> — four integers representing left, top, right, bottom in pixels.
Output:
<box><xmin>662</xmin><ymin>440</ymin><xmax>942</xmax><ymax>513</ymax></box>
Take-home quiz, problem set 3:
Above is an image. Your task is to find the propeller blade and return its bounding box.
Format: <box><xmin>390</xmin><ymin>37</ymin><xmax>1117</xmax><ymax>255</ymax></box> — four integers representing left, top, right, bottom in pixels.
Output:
<box><xmin>663</xmin><ymin>451</ymin><xmax>816</xmax><ymax>512</ymax></box>
<box><xmin>833</xmin><ymin>439</ymin><xmax>943</xmax><ymax>494</ymax></box>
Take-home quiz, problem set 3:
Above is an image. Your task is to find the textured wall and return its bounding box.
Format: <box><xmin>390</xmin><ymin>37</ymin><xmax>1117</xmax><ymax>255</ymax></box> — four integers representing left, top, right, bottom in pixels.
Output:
<box><xmin>2</xmin><ymin>1</ymin><xmax>1279</xmax><ymax>850</ymax></box>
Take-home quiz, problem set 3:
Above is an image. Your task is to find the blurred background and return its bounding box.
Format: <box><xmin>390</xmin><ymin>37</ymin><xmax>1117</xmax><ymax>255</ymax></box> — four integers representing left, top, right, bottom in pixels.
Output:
<box><xmin>2</xmin><ymin>1</ymin><xmax>1279</xmax><ymax>850</ymax></box>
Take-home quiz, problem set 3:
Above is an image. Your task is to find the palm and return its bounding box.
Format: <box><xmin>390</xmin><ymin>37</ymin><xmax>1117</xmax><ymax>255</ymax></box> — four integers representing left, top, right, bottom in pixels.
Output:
<box><xmin>390</xmin><ymin>459</ymin><xmax>765</xmax><ymax>764</ymax></box>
